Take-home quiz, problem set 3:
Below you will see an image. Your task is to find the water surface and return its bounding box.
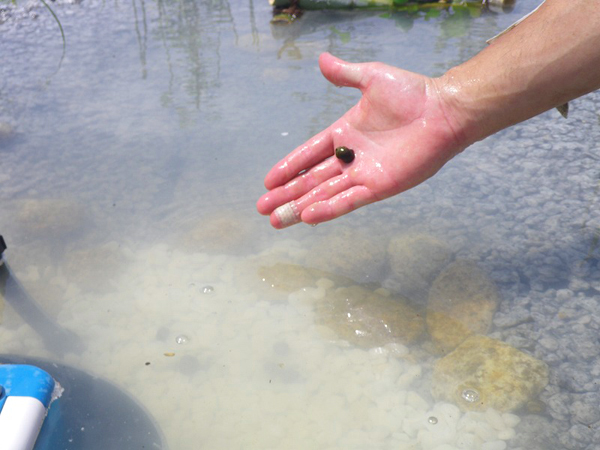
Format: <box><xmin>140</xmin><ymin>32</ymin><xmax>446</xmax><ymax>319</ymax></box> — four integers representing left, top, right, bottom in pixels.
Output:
<box><xmin>1</xmin><ymin>1</ymin><xmax>599</xmax><ymax>449</ymax></box>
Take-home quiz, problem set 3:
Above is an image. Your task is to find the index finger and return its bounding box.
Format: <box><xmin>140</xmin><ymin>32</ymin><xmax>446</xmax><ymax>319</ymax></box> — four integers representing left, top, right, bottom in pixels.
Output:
<box><xmin>264</xmin><ymin>128</ymin><xmax>334</xmax><ymax>190</ymax></box>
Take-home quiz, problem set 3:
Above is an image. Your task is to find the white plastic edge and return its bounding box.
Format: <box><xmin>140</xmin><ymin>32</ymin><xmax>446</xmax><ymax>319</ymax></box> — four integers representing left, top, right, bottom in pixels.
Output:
<box><xmin>0</xmin><ymin>396</ymin><xmax>46</xmax><ymax>450</ymax></box>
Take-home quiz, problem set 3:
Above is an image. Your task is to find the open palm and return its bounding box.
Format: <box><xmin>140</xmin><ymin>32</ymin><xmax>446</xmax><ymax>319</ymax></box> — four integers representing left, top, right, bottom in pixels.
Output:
<box><xmin>257</xmin><ymin>52</ymin><xmax>463</xmax><ymax>228</ymax></box>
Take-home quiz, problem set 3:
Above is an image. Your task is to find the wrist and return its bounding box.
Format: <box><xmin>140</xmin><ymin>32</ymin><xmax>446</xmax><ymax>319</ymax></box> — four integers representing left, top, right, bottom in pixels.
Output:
<box><xmin>432</xmin><ymin>68</ymin><xmax>498</xmax><ymax>150</ymax></box>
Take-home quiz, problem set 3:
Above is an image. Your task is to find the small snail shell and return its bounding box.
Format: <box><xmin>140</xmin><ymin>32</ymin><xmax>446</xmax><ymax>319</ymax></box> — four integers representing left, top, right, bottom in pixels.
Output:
<box><xmin>335</xmin><ymin>146</ymin><xmax>355</xmax><ymax>163</ymax></box>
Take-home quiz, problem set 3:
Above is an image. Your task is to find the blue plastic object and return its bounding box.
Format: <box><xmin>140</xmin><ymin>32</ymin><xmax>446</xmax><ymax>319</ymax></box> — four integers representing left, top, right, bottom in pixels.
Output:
<box><xmin>0</xmin><ymin>364</ymin><xmax>56</xmax><ymax>450</ymax></box>
<box><xmin>0</xmin><ymin>365</ymin><xmax>56</xmax><ymax>411</ymax></box>
<box><xmin>1</xmin><ymin>355</ymin><xmax>167</xmax><ymax>450</ymax></box>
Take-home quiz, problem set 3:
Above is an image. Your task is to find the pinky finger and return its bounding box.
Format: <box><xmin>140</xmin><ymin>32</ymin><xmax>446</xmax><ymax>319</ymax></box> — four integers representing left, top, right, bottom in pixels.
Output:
<box><xmin>300</xmin><ymin>185</ymin><xmax>377</xmax><ymax>224</ymax></box>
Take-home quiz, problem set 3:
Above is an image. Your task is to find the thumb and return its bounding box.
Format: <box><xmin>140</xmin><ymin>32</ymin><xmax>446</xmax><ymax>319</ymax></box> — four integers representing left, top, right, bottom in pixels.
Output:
<box><xmin>319</xmin><ymin>52</ymin><xmax>367</xmax><ymax>91</ymax></box>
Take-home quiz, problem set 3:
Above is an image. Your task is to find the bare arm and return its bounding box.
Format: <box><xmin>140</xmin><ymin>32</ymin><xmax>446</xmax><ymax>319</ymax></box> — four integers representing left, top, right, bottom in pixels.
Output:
<box><xmin>257</xmin><ymin>0</ymin><xmax>600</xmax><ymax>229</ymax></box>
<box><xmin>439</xmin><ymin>0</ymin><xmax>600</xmax><ymax>146</ymax></box>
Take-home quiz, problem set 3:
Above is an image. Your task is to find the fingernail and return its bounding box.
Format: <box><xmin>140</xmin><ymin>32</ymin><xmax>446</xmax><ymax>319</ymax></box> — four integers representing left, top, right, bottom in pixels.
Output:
<box><xmin>273</xmin><ymin>201</ymin><xmax>301</xmax><ymax>228</ymax></box>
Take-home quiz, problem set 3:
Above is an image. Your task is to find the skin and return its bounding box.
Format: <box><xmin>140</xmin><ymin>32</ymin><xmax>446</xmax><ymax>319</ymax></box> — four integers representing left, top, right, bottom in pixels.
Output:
<box><xmin>257</xmin><ymin>0</ymin><xmax>600</xmax><ymax>229</ymax></box>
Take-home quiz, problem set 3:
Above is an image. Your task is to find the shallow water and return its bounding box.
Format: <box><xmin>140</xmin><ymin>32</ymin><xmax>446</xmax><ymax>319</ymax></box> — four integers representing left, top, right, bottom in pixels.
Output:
<box><xmin>1</xmin><ymin>0</ymin><xmax>600</xmax><ymax>449</ymax></box>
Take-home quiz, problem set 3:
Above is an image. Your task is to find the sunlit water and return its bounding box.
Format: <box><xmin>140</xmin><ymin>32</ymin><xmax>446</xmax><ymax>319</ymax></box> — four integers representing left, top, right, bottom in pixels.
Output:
<box><xmin>1</xmin><ymin>0</ymin><xmax>599</xmax><ymax>449</ymax></box>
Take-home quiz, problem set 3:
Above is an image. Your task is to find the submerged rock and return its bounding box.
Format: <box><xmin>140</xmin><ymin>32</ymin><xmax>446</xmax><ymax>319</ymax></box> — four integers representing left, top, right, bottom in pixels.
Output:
<box><xmin>63</xmin><ymin>242</ymin><xmax>129</xmax><ymax>293</ymax></box>
<box><xmin>180</xmin><ymin>211</ymin><xmax>256</xmax><ymax>254</ymax></box>
<box><xmin>316</xmin><ymin>285</ymin><xmax>425</xmax><ymax>349</ymax></box>
<box><xmin>304</xmin><ymin>228</ymin><xmax>387</xmax><ymax>283</ymax></box>
<box><xmin>17</xmin><ymin>198</ymin><xmax>87</xmax><ymax>240</ymax></box>
<box><xmin>427</xmin><ymin>260</ymin><xmax>500</xmax><ymax>354</ymax></box>
<box><xmin>0</xmin><ymin>122</ymin><xmax>15</xmax><ymax>146</ymax></box>
<box><xmin>386</xmin><ymin>233</ymin><xmax>454</xmax><ymax>303</ymax></box>
<box><xmin>257</xmin><ymin>262</ymin><xmax>351</xmax><ymax>294</ymax></box>
<box><xmin>431</xmin><ymin>335</ymin><xmax>549</xmax><ymax>413</ymax></box>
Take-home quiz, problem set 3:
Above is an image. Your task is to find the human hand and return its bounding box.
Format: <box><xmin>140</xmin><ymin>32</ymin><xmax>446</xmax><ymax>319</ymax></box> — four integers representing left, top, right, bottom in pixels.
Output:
<box><xmin>257</xmin><ymin>52</ymin><xmax>465</xmax><ymax>229</ymax></box>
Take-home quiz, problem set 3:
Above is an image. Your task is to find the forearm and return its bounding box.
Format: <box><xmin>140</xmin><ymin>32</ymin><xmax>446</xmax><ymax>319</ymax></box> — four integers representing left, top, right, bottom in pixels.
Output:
<box><xmin>436</xmin><ymin>0</ymin><xmax>600</xmax><ymax>147</ymax></box>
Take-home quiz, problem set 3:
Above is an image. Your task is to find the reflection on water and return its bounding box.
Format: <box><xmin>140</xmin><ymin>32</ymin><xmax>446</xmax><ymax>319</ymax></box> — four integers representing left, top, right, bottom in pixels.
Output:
<box><xmin>1</xmin><ymin>0</ymin><xmax>600</xmax><ymax>449</ymax></box>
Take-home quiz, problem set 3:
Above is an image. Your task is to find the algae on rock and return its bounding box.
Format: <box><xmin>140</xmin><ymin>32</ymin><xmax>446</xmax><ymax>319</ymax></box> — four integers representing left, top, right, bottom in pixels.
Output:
<box><xmin>431</xmin><ymin>335</ymin><xmax>549</xmax><ymax>413</ymax></box>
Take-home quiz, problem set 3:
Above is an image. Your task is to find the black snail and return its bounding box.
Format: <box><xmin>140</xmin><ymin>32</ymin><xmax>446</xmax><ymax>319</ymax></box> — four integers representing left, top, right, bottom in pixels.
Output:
<box><xmin>335</xmin><ymin>146</ymin><xmax>355</xmax><ymax>163</ymax></box>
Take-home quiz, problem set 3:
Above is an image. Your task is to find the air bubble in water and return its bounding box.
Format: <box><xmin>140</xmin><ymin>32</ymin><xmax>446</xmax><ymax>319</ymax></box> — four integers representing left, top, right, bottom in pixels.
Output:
<box><xmin>202</xmin><ymin>285</ymin><xmax>214</xmax><ymax>294</ymax></box>
<box><xmin>461</xmin><ymin>388</ymin><xmax>480</xmax><ymax>403</ymax></box>
<box><xmin>427</xmin><ymin>416</ymin><xmax>438</xmax><ymax>425</ymax></box>
<box><xmin>175</xmin><ymin>335</ymin><xmax>189</xmax><ymax>344</ymax></box>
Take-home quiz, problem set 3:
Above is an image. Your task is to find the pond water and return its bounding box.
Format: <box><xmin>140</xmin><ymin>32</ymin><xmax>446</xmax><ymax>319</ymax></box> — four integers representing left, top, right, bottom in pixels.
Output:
<box><xmin>1</xmin><ymin>0</ymin><xmax>600</xmax><ymax>449</ymax></box>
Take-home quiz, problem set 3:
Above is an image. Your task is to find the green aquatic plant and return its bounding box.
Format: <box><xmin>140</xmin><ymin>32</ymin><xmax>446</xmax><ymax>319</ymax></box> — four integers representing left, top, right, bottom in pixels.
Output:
<box><xmin>39</xmin><ymin>0</ymin><xmax>66</xmax><ymax>71</ymax></box>
<box><xmin>1</xmin><ymin>0</ymin><xmax>66</xmax><ymax>67</ymax></box>
<box><xmin>39</xmin><ymin>0</ymin><xmax>65</xmax><ymax>44</ymax></box>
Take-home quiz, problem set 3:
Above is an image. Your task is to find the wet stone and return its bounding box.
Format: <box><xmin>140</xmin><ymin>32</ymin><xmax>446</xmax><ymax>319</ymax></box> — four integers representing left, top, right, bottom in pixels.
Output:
<box><xmin>178</xmin><ymin>355</ymin><xmax>204</xmax><ymax>376</ymax></box>
<box><xmin>556</xmin><ymin>363</ymin><xmax>594</xmax><ymax>393</ymax></box>
<box><xmin>316</xmin><ymin>285</ymin><xmax>425</xmax><ymax>349</ymax></box>
<box><xmin>304</xmin><ymin>228</ymin><xmax>387</xmax><ymax>283</ymax></box>
<box><xmin>508</xmin><ymin>414</ymin><xmax>555</xmax><ymax>450</ymax></box>
<box><xmin>180</xmin><ymin>211</ymin><xmax>256</xmax><ymax>254</ymax></box>
<box><xmin>257</xmin><ymin>263</ymin><xmax>329</xmax><ymax>293</ymax></box>
<box><xmin>545</xmin><ymin>392</ymin><xmax>573</xmax><ymax>421</ymax></box>
<box><xmin>431</xmin><ymin>335</ymin><xmax>549</xmax><ymax>412</ymax></box>
<box><xmin>566</xmin><ymin>331</ymin><xmax>600</xmax><ymax>361</ymax></box>
<box><xmin>0</xmin><ymin>122</ymin><xmax>15</xmax><ymax>145</ymax></box>
<box><xmin>386</xmin><ymin>233</ymin><xmax>454</xmax><ymax>303</ymax></box>
<box><xmin>427</xmin><ymin>260</ymin><xmax>500</xmax><ymax>354</ymax></box>
<box><xmin>17</xmin><ymin>198</ymin><xmax>87</xmax><ymax>240</ymax></box>
<box><xmin>570</xmin><ymin>392</ymin><xmax>600</xmax><ymax>425</ymax></box>
<box><xmin>156</xmin><ymin>327</ymin><xmax>170</xmax><ymax>341</ymax></box>
<box><xmin>564</xmin><ymin>424</ymin><xmax>595</xmax><ymax>450</ymax></box>
<box><xmin>63</xmin><ymin>243</ymin><xmax>128</xmax><ymax>292</ymax></box>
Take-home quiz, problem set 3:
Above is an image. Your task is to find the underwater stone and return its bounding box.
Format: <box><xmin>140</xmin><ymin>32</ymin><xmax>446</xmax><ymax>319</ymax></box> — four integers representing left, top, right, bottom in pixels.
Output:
<box><xmin>63</xmin><ymin>243</ymin><xmax>128</xmax><ymax>293</ymax></box>
<box><xmin>178</xmin><ymin>355</ymin><xmax>204</xmax><ymax>376</ymax></box>
<box><xmin>17</xmin><ymin>198</ymin><xmax>87</xmax><ymax>239</ymax></box>
<box><xmin>386</xmin><ymin>233</ymin><xmax>454</xmax><ymax>303</ymax></box>
<box><xmin>304</xmin><ymin>228</ymin><xmax>387</xmax><ymax>283</ymax></box>
<box><xmin>431</xmin><ymin>335</ymin><xmax>549</xmax><ymax>413</ymax></box>
<box><xmin>257</xmin><ymin>262</ymin><xmax>352</xmax><ymax>294</ymax></box>
<box><xmin>258</xmin><ymin>263</ymin><xmax>320</xmax><ymax>293</ymax></box>
<box><xmin>316</xmin><ymin>285</ymin><xmax>425</xmax><ymax>349</ymax></box>
<box><xmin>570</xmin><ymin>392</ymin><xmax>600</xmax><ymax>425</ymax></box>
<box><xmin>427</xmin><ymin>260</ymin><xmax>500</xmax><ymax>354</ymax></box>
<box><xmin>0</xmin><ymin>122</ymin><xmax>15</xmax><ymax>145</ymax></box>
<box><xmin>180</xmin><ymin>211</ymin><xmax>256</xmax><ymax>254</ymax></box>
<box><xmin>156</xmin><ymin>327</ymin><xmax>170</xmax><ymax>341</ymax></box>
